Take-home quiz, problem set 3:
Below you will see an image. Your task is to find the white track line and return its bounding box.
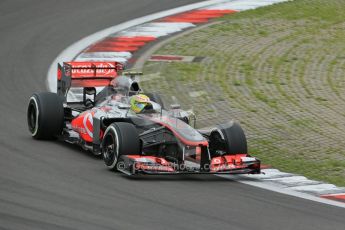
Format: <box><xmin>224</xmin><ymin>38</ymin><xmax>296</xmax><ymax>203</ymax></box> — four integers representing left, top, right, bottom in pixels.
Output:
<box><xmin>220</xmin><ymin>174</ymin><xmax>345</xmax><ymax>208</ymax></box>
<box><xmin>74</xmin><ymin>57</ymin><xmax>128</xmax><ymax>63</ymax></box>
<box><xmin>204</xmin><ymin>0</ymin><xmax>289</xmax><ymax>10</ymax></box>
<box><xmin>78</xmin><ymin>52</ymin><xmax>133</xmax><ymax>59</ymax></box>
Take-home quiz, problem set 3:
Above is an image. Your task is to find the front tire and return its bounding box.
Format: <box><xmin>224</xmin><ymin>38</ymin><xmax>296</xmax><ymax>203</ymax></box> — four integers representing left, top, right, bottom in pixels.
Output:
<box><xmin>27</xmin><ymin>92</ymin><xmax>64</xmax><ymax>139</ymax></box>
<box><xmin>102</xmin><ymin>122</ymin><xmax>141</xmax><ymax>171</ymax></box>
<box><xmin>209</xmin><ymin>121</ymin><xmax>247</xmax><ymax>156</ymax></box>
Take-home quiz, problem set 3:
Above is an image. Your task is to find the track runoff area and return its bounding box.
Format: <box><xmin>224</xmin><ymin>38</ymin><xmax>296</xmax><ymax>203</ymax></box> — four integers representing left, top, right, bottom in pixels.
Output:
<box><xmin>47</xmin><ymin>0</ymin><xmax>345</xmax><ymax>207</ymax></box>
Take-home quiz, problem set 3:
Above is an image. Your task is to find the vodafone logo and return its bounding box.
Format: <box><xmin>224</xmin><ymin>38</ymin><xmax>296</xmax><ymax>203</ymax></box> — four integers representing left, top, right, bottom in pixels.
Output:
<box><xmin>72</xmin><ymin>62</ymin><xmax>115</xmax><ymax>75</ymax></box>
<box><xmin>66</xmin><ymin>62</ymin><xmax>120</xmax><ymax>77</ymax></box>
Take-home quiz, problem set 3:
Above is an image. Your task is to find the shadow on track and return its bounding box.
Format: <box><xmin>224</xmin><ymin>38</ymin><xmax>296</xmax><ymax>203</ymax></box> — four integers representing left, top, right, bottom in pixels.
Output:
<box><xmin>45</xmin><ymin>140</ymin><xmax>240</xmax><ymax>182</ymax></box>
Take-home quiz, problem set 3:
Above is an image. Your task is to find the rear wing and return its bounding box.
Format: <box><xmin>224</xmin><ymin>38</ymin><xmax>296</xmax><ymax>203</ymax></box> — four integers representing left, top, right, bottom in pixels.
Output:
<box><xmin>57</xmin><ymin>61</ymin><xmax>124</xmax><ymax>97</ymax></box>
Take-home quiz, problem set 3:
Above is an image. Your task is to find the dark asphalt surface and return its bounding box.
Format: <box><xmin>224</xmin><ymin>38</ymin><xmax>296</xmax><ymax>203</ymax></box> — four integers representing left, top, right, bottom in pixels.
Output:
<box><xmin>0</xmin><ymin>0</ymin><xmax>345</xmax><ymax>229</ymax></box>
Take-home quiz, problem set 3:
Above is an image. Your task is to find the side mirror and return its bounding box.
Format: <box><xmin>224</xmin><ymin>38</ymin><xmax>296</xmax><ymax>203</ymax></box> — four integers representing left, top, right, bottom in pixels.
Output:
<box><xmin>123</xmin><ymin>71</ymin><xmax>143</xmax><ymax>80</ymax></box>
<box><xmin>118</xmin><ymin>104</ymin><xmax>131</xmax><ymax>109</ymax></box>
<box><xmin>170</xmin><ymin>104</ymin><xmax>181</xmax><ymax>109</ymax></box>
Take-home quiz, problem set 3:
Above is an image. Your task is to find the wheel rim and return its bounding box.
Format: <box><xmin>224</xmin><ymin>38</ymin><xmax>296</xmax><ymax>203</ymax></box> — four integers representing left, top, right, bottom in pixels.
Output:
<box><xmin>103</xmin><ymin>132</ymin><xmax>118</xmax><ymax>167</ymax></box>
<box><xmin>209</xmin><ymin>131</ymin><xmax>227</xmax><ymax>156</ymax></box>
<box><xmin>27</xmin><ymin>99</ymin><xmax>38</xmax><ymax>135</ymax></box>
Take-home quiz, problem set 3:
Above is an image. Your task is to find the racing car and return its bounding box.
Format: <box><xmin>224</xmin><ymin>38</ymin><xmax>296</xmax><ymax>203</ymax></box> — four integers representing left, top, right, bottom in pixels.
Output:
<box><xmin>27</xmin><ymin>61</ymin><xmax>261</xmax><ymax>175</ymax></box>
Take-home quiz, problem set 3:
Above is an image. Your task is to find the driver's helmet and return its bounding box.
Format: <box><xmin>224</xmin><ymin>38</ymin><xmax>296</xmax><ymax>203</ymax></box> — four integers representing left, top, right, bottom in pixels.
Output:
<box><xmin>130</xmin><ymin>94</ymin><xmax>152</xmax><ymax>113</ymax></box>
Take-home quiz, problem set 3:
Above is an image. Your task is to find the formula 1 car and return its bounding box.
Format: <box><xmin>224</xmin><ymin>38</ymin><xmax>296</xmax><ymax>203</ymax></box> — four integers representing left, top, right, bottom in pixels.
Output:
<box><xmin>27</xmin><ymin>62</ymin><xmax>261</xmax><ymax>175</ymax></box>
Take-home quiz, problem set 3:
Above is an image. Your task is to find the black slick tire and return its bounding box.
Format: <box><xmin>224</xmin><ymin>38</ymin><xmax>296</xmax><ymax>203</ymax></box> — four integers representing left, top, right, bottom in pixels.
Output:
<box><xmin>27</xmin><ymin>92</ymin><xmax>64</xmax><ymax>139</ymax></box>
<box><xmin>102</xmin><ymin>122</ymin><xmax>140</xmax><ymax>171</ymax></box>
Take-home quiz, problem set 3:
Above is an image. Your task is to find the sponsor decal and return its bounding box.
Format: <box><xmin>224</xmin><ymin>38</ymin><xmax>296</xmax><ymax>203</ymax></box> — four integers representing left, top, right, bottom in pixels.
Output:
<box><xmin>65</xmin><ymin>62</ymin><xmax>122</xmax><ymax>78</ymax></box>
<box><xmin>71</xmin><ymin>111</ymin><xmax>94</xmax><ymax>142</ymax></box>
<box><xmin>83</xmin><ymin>112</ymin><xmax>93</xmax><ymax>138</ymax></box>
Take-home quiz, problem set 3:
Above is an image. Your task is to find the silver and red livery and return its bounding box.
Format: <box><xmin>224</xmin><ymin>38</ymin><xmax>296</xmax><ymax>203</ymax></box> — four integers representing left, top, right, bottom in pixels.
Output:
<box><xmin>27</xmin><ymin>62</ymin><xmax>260</xmax><ymax>176</ymax></box>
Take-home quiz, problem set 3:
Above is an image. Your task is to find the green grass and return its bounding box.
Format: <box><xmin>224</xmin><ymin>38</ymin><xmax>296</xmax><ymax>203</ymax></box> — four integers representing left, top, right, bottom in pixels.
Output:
<box><xmin>252</xmin><ymin>145</ymin><xmax>345</xmax><ymax>186</ymax></box>
<box><xmin>290</xmin><ymin>118</ymin><xmax>314</xmax><ymax>127</ymax></box>
<box><xmin>142</xmin><ymin>0</ymin><xmax>345</xmax><ymax>186</ymax></box>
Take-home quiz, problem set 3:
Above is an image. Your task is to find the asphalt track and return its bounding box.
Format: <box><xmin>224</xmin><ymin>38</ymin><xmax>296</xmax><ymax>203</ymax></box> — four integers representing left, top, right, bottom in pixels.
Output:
<box><xmin>0</xmin><ymin>0</ymin><xmax>345</xmax><ymax>229</ymax></box>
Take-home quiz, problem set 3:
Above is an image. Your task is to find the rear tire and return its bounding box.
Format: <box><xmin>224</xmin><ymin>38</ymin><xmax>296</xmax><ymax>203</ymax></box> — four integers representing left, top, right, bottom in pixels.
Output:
<box><xmin>27</xmin><ymin>92</ymin><xmax>64</xmax><ymax>139</ymax></box>
<box><xmin>209</xmin><ymin>121</ymin><xmax>247</xmax><ymax>156</ymax></box>
<box><xmin>102</xmin><ymin>122</ymin><xmax>141</xmax><ymax>171</ymax></box>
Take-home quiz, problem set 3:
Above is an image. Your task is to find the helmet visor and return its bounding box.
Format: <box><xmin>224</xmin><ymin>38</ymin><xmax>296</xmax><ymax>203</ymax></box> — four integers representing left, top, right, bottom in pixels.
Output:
<box><xmin>135</xmin><ymin>102</ymin><xmax>147</xmax><ymax>111</ymax></box>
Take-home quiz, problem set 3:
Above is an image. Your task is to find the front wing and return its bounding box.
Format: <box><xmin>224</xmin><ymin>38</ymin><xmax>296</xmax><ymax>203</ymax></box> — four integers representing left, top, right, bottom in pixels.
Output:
<box><xmin>117</xmin><ymin>154</ymin><xmax>261</xmax><ymax>175</ymax></box>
